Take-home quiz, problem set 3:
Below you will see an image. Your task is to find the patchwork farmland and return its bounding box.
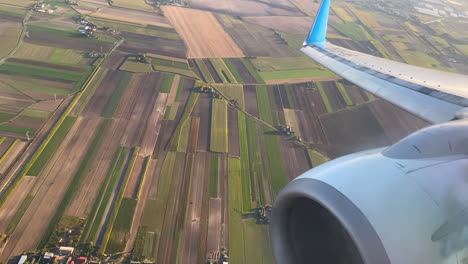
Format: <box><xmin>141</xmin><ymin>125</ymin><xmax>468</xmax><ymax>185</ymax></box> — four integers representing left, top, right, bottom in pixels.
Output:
<box><xmin>0</xmin><ymin>0</ymin><xmax>460</xmax><ymax>263</ymax></box>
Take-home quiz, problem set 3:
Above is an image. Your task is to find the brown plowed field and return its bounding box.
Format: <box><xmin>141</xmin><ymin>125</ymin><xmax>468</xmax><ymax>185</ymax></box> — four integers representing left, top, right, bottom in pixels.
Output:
<box><xmin>162</xmin><ymin>7</ymin><xmax>244</xmax><ymax>58</ymax></box>
<box><xmin>80</xmin><ymin>70</ymin><xmax>125</xmax><ymax>117</ymax></box>
<box><xmin>227</xmin><ymin>107</ymin><xmax>240</xmax><ymax>157</ymax></box>
<box><xmin>0</xmin><ymin>140</ymin><xmax>27</xmax><ymax>175</ymax></box>
<box><xmin>140</xmin><ymin>93</ymin><xmax>168</xmax><ymax>156</ymax></box>
<box><xmin>345</xmin><ymin>82</ymin><xmax>368</xmax><ymax>105</ymax></box>
<box><xmin>322</xmin><ymin>81</ymin><xmax>347</xmax><ymax>111</ymax></box>
<box><xmin>0</xmin><ymin>176</ymin><xmax>36</xmax><ymax>234</ymax></box>
<box><xmin>216</xmin><ymin>154</ymin><xmax>229</xmax><ymax>248</ymax></box>
<box><xmin>369</xmin><ymin>100</ymin><xmax>430</xmax><ymax>143</ymax></box>
<box><xmin>124</xmin><ymin>155</ymin><xmax>145</xmax><ymax>198</ymax></box>
<box><xmin>244</xmin><ymin>16</ymin><xmax>314</xmax><ymax>34</ymax></box>
<box><xmin>167</xmin><ymin>75</ymin><xmax>180</xmax><ymax>105</ymax></box>
<box><xmin>189</xmin><ymin>0</ymin><xmax>300</xmax><ymax>16</ymax></box>
<box><xmin>29</xmin><ymin>100</ymin><xmax>63</xmax><ymax>112</ymax></box>
<box><xmin>89</xmin><ymin>7</ymin><xmax>172</xmax><ymax>28</ymax></box>
<box><xmin>320</xmin><ymin>104</ymin><xmax>390</xmax><ymax>157</ymax></box>
<box><xmin>187</xmin><ymin>117</ymin><xmax>200</xmax><ymax>154</ymax></box>
<box><xmin>203</xmin><ymin>59</ymin><xmax>222</xmax><ymax>83</ymax></box>
<box><xmin>65</xmin><ymin>118</ymin><xmax>128</xmax><ymax>217</ymax></box>
<box><xmin>118</xmin><ymin>73</ymin><xmax>163</xmax><ymax>147</ymax></box>
<box><xmin>219</xmin><ymin>18</ymin><xmax>296</xmax><ymax>57</ymax></box>
<box><xmin>124</xmin><ymin>158</ymin><xmax>157</xmax><ymax>252</ymax></box>
<box><xmin>118</xmin><ymin>37</ymin><xmax>187</xmax><ymax>61</ymax></box>
<box><xmin>191</xmin><ymin>94</ymin><xmax>211</xmax><ymax>152</ymax></box>
<box><xmin>25</xmin><ymin>31</ymin><xmax>114</xmax><ymax>52</ymax></box>
<box><xmin>230</xmin><ymin>59</ymin><xmax>257</xmax><ymax>84</ymax></box>
<box><xmin>0</xmin><ymin>138</ymin><xmax>15</xmax><ymax>157</ymax></box>
<box><xmin>101</xmin><ymin>51</ymin><xmax>127</xmax><ymax>70</ymax></box>
<box><xmin>206</xmin><ymin>198</ymin><xmax>222</xmax><ymax>260</ymax></box>
<box><xmin>243</xmin><ymin>85</ymin><xmax>259</xmax><ymax>117</ymax></box>
<box><xmin>179</xmin><ymin>152</ymin><xmax>210</xmax><ymax>264</ymax></box>
<box><xmin>0</xmin><ymin>117</ymin><xmax>101</xmax><ymax>261</ymax></box>
<box><xmin>6</xmin><ymin>58</ymin><xmax>87</xmax><ymax>72</ymax></box>
<box><xmin>279</xmin><ymin>138</ymin><xmax>310</xmax><ymax>181</ymax></box>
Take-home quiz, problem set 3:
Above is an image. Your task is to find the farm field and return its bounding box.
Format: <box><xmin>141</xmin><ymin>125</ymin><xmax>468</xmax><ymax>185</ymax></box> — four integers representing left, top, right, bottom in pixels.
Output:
<box><xmin>80</xmin><ymin>6</ymin><xmax>171</xmax><ymax>28</ymax></box>
<box><xmin>162</xmin><ymin>6</ymin><xmax>245</xmax><ymax>58</ymax></box>
<box><xmin>0</xmin><ymin>0</ymin><xmax>458</xmax><ymax>263</ymax></box>
<box><xmin>109</xmin><ymin>0</ymin><xmax>155</xmax><ymax>12</ymax></box>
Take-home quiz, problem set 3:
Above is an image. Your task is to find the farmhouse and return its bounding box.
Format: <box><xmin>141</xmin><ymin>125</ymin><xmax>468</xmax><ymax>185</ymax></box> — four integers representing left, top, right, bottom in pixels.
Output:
<box><xmin>59</xmin><ymin>246</ymin><xmax>74</xmax><ymax>256</ymax></box>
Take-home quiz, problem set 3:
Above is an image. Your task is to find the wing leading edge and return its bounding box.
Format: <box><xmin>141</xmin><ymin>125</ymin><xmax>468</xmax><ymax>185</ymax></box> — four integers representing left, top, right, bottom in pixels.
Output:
<box><xmin>303</xmin><ymin>0</ymin><xmax>468</xmax><ymax>124</ymax></box>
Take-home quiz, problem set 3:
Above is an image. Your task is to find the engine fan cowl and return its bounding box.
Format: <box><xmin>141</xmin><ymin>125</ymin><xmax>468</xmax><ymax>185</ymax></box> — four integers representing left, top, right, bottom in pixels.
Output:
<box><xmin>271</xmin><ymin>121</ymin><xmax>468</xmax><ymax>264</ymax></box>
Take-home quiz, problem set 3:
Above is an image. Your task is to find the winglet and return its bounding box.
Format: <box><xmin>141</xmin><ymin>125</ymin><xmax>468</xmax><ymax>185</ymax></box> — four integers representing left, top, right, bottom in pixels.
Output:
<box><xmin>305</xmin><ymin>0</ymin><xmax>331</xmax><ymax>47</ymax></box>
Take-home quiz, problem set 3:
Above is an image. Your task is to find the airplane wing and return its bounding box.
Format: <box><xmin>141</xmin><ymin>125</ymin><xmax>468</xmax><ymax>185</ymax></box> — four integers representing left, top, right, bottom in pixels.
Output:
<box><xmin>302</xmin><ymin>0</ymin><xmax>468</xmax><ymax>124</ymax></box>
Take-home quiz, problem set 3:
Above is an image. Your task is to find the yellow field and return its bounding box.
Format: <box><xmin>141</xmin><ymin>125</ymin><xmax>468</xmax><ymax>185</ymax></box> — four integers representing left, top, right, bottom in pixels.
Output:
<box><xmin>349</xmin><ymin>7</ymin><xmax>381</xmax><ymax>28</ymax></box>
<box><xmin>0</xmin><ymin>26</ymin><xmax>21</xmax><ymax>59</ymax></box>
<box><xmin>0</xmin><ymin>0</ymin><xmax>33</xmax><ymax>7</ymax></box>
<box><xmin>110</xmin><ymin>0</ymin><xmax>154</xmax><ymax>12</ymax></box>
<box><xmin>162</xmin><ymin>6</ymin><xmax>244</xmax><ymax>58</ymax></box>
<box><xmin>332</xmin><ymin>6</ymin><xmax>353</xmax><ymax>22</ymax></box>
<box><xmin>14</xmin><ymin>43</ymin><xmax>83</xmax><ymax>64</ymax></box>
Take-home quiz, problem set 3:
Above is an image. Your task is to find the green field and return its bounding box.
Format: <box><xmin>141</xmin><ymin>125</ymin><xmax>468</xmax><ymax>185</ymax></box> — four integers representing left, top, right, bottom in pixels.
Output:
<box><xmin>237</xmin><ymin>113</ymin><xmax>252</xmax><ymax>212</ymax></box>
<box><xmin>38</xmin><ymin>119</ymin><xmax>109</xmax><ymax>249</ymax></box>
<box><xmin>194</xmin><ymin>59</ymin><xmax>215</xmax><ymax>83</ymax></box>
<box><xmin>210</xmin><ymin>99</ymin><xmax>228</xmax><ymax>153</ymax></box>
<box><xmin>0</xmin><ymin>125</ymin><xmax>35</xmax><ymax>135</ymax></box>
<box><xmin>5</xmin><ymin>194</ymin><xmax>33</xmax><ymax>235</ymax></box>
<box><xmin>259</xmin><ymin>68</ymin><xmax>336</xmax><ymax>81</ymax></box>
<box><xmin>167</xmin><ymin>91</ymin><xmax>199</xmax><ymax>151</ymax></box>
<box><xmin>101</xmin><ymin>71</ymin><xmax>133</xmax><ymax>118</ymax></box>
<box><xmin>330</xmin><ymin>21</ymin><xmax>370</xmax><ymax>41</ymax></box>
<box><xmin>101</xmin><ymin>147</ymin><xmax>140</xmax><ymax>254</ymax></box>
<box><xmin>27</xmin><ymin>116</ymin><xmax>76</xmax><ymax>176</ymax></box>
<box><xmin>109</xmin><ymin>0</ymin><xmax>155</xmax><ymax>12</ymax></box>
<box><xmin>214</xmin><ymin>84</ymin><xmax>245</xmax><ymax>109</ymax></box>
<box><xmin>240</xmin><ymin>58</ymin><xmax>265</xmax><ymax>84</ymax></box>
<box><xmin>120</xmin><ymin>60</ymin><xmax>153</xmax><ymax>73</ymax></box>
<box><xmin>316</xmin><ymin>82</ymin><xmax>333</xmax><ymax>113</ymax></box>
<box><xmin>0</xmin><ymin>139</ymin><xmax>18</xmax><ymax>164</ymax></box>
<box><xmin>0</xmin><ymin>62</ymin><xmax>84</xmax><ymax>82</ymax></box>
<box><xmin>152</xmin><ymin>58</ymin><xmax>189</xmax><ymax>70</ymax></box>
<box><xmin>80</xmin><ymin>146</ymin><xmax>130</xmax><ymax>243</ymax></box>
<box><xmin>0</xmin><ymin>5</ymin><xmax>28</xmax><ymax>17</ymax></box>
<box><xmin>14</xmin><ymin>43</ymin><xmax>84</xmax><ymax>65</ymax></box>
<box><xmin>250</xmin><ymin>57</ymin><xmax>321</xmax><ymax>72</ymax></box>
<box><xmin>210</xmin><ymin>58</ymin><xmax>237</xmax><ymax>84</ymax></box>
<box><xmin>160</xmin><ymin>73</ymin><xmax>175</xmax><ymax>93</ymax></box>
<box><xmin>307</xmin><ymin>149</ymin><xmax>330</xmax><ymax>167</ymax></box>
<box><xmin>106</xmin><ymin>198</ymin><xmax>138</xmax><ymax>253</ymax></box>
<box><xmin>89</xmin><ymin>17</ymin><xmax>179</xmax><ymax>39</ymax></box>
<box><xmin>228</xmin><ymin>158</ymin><xmax>274</xmax><ymax>264</ymax></box>
<box><xmin>5</xmin><ymin>79</ymin><xmax>70</xmax><ymax>96</ymax></box>
<box><xmin>335</xmin><ymin>81</ymin><xmax>353</xmax><ymax>106</ymax></box>
<box><xmin>72</xmin><ymin>67</ymin><xmax>109</xmax><ymax>116</ymax></box>
<box><xmin>223</xmin><ymin>58</ymin><xmax>244</xmax><ymax>83</ymax></box>
<box><xmin>256</xmin><ymin>86</ymin><xmax>287</xmax><ymax>198</ymax></box>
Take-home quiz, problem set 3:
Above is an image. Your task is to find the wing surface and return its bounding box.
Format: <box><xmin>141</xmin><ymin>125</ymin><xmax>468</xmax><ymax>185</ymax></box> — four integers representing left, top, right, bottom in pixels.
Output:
<box><xmin>303</xmin><ymin>0</ymin><xmax>468</xmax><ymax>123</ymax></box>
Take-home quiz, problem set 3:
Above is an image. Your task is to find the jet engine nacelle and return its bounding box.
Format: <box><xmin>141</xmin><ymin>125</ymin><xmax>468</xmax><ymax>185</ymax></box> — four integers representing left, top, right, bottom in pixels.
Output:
<box><xmin>271</xmin><ymin>120</ymin><xmax>468</xmax><ymax>264</ymax></box>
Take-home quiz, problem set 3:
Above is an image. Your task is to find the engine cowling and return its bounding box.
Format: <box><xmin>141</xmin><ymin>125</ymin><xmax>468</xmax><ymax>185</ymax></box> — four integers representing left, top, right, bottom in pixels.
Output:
<box><xmin>271</xmin><ymin>120</ymin><xmax>468</xmax><ymax>264</ymax></box>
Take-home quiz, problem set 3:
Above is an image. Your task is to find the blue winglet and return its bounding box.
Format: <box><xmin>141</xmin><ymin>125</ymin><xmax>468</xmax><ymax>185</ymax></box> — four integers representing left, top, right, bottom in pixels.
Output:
<box><xmin>305</xmin><ymin>0</ymin><xmax>331</xmax><ymax>46</ymax></box>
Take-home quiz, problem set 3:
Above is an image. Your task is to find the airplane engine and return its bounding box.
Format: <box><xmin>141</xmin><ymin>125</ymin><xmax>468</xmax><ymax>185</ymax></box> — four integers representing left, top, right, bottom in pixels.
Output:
<box><xmin>271</xmin><ymin>120</ymin><xmax>468</xmax><ymax>264</ymax></box>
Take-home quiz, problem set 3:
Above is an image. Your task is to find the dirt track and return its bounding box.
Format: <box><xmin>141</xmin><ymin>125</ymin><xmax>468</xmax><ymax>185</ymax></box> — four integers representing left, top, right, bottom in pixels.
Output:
<box><xmin>162</xmin><ymin>7</ymin><xmax>244</xmax><ymax>58</ymax></box>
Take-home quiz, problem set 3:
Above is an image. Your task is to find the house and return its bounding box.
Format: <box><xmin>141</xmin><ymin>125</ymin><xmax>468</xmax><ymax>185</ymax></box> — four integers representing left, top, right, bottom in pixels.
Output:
<box><xmin>59</xmin><ymin>246</ymin><xmax>74</xmax><ymax>256</ymax></box>
<box><xmin>43</xmin><ymin>252</ymin><xmax>55</xmax><ymax>261</ymax></box>
<box><xmin>76</xmin><ymin>257</ymin><xmax>87</xmax><ymax>264</ymax></box>
<box><xmin>18</xmin><ymin>255</ymin><xmax>27</xmax><ymax>264</ymax></box>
